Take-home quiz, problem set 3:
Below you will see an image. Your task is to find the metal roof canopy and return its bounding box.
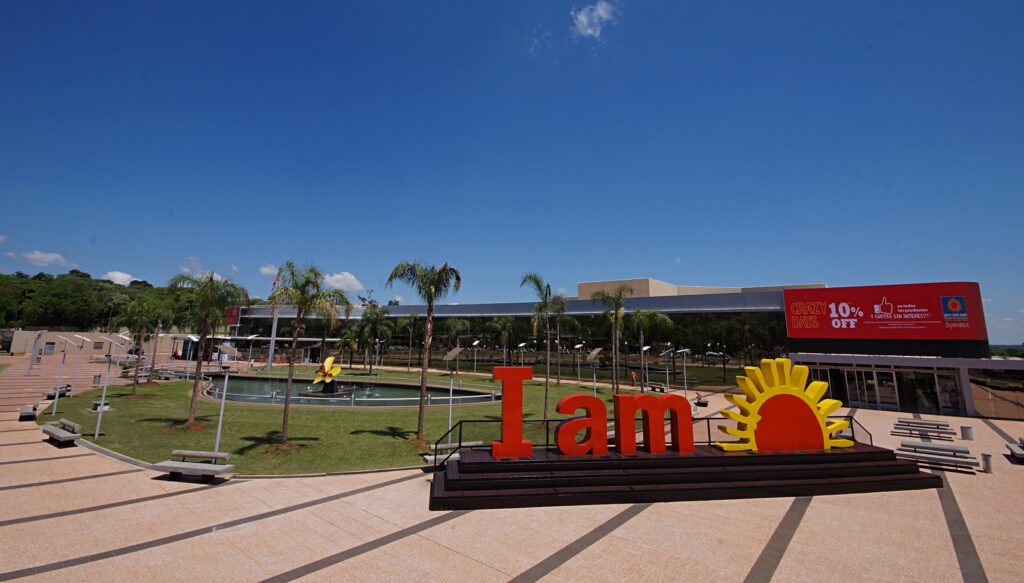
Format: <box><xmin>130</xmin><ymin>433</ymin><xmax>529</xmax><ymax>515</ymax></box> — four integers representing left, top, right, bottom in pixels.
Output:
<box><xmin>238</xmin><ymin>290</ymin><xmax>786</xmax><ymax>320</ymax></box>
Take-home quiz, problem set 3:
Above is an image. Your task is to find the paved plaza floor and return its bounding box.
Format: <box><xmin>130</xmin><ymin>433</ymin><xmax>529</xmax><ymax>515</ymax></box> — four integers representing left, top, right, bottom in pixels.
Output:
<box><xmin>1</xmin><ymin>356</ymin><xmax>1022</xmax><ymax>582</ymax></box>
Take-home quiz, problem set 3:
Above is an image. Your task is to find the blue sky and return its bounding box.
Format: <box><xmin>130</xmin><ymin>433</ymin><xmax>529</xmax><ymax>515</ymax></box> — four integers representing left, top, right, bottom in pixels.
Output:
<box><xmin>1</xmin><ymin>1</ymin><xmax>1022</xmax><ymax>343</ymax></box>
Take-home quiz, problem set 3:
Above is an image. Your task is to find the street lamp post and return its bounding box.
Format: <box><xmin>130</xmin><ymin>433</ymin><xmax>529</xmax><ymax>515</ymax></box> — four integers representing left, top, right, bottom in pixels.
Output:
<box><xmin>472</xmin><ymin>340</ymin><xmax>480</xmax><ymax>373</ymax></box>
<box><xmin>213</xmin><ymin>371</ymin><xmax>230</xmax><ymax>453</ymax></box>
<box><xmin>677</xmin><ymin>348</ymin><xmax>691</xmax><ymax>401</ymax></box>
<box><xmin>574</xmin><ymin>343</ymin><xmax>584</xmax><ymax>386</ymax></box>
<box><xmin>94</xmin><ymin>338</ymin><xmax>124</xmax><ymax>440</ymax></box>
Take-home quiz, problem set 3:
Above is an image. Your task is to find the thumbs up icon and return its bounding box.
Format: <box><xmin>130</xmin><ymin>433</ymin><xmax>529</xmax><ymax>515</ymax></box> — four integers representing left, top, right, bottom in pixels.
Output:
<box><xmin>874</xmin><ymin>297</ymin><xmax>893</xmax><ymax>315</ymax></box>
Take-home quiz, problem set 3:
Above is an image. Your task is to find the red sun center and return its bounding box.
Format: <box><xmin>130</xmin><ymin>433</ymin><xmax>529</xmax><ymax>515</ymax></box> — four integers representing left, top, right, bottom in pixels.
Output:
<box><xmin>947</xmin><ymin>299</ymin><xmax>961</xmax><ymax>311</ymax></box>
<box><xmin>752</xmin><ymin>394</ymin><xmax>825</xmax><ymax>452</ymax></box>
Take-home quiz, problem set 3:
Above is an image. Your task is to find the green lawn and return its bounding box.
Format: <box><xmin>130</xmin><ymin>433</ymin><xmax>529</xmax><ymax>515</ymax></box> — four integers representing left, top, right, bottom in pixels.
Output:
<box><xmin>0</xmin><ymin>363</ymin><xmax>7</xmax><ymax>374</ymax></box>
<box><xmin>42</xmin><ymin>377</ymin><xmax>625</xmax><ymax>475</ymax></box>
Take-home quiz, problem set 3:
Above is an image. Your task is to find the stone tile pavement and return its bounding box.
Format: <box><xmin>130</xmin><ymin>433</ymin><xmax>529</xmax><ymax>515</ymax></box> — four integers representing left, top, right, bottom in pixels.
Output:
<box><xmin>1</xmin><ymin>356</ymin><xmax>1023</xmax><ymax>582</ymax></box>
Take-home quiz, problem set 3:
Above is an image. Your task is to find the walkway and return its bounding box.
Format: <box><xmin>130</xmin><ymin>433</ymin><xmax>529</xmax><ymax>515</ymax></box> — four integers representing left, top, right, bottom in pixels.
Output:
<box><xmin>1</xmin><ymin>357</ymin><xmax>1022</xmax><ymax>581</ymax></box>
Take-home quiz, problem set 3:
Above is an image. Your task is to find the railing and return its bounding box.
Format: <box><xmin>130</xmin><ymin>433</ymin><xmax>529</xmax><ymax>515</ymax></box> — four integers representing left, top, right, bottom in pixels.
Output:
<box><xmin>202</xmin><ymin>385</ymin><xmax>498</xmax><ymax>407</ymax></box>
<box><xmin>431</xmin><ymin>413</ymin><xmax>871</xmax><ymax>470</ymax></box>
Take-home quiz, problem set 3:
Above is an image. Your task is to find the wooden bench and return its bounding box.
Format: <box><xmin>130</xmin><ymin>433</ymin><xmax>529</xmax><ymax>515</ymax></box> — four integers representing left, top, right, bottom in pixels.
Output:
<box><xmin>153</xmin><ymin>450</ymin><xmax>234</xmax><ymax>481</ymax></box>
<box><xmin>42</xmin><ymin>419</ymin><xmax>82</xmax><ymax>446</ymax></box>
<box><xmin>1007</xmin><ymin>443</ymin><xmax>1024</xmax><ymax>461</ymax></box>
<box><xmin>896</xmin><ymin>440</ymin><xmax>979</xmax><ymax>471</ymax></box>
<box><xmin>19</xmin><ymin>401</ymin><xmax>41</xmax><ymax>421</ymax></box>
<box><xmin>44</xmin><ymin>385</ymin><xmax>72</xmax><ymax>400</ymax></box>
<box><xmin>897</xmin><ymin>417</ymin><xmax>951</xmax><ymax>427</ymax></box>
<box><xmin>891</xmin><ymin>420</ymin><xmax>956</xmax><ymax>440</ymax></box>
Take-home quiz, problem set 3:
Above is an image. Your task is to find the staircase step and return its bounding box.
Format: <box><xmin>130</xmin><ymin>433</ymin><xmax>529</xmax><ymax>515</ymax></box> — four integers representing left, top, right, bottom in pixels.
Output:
<box><xmin>430</xmin><ymin>471</ymin><xmax>943</xmax><ymax>511</ymax></box>
<box><xmin>444</xmin><ymin>459</ymin><xmax>922</xmax><ymax>491</ymax></box>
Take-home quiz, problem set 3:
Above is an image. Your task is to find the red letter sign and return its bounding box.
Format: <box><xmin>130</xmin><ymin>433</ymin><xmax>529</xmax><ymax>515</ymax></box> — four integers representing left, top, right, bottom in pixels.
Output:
<box><xmin>555</xmin><ymin>394</ymin><xmax>608</xmax><ymax>456</ymax></box>
<box><xmin>491</xmin><ymin>367</ymin><xmax>533</xmax><ymax>459</ymax></box>
<box><xmin>613</xmin><ymin>394</ymin><xmax>694</xmax><ymax>455</ymax></box>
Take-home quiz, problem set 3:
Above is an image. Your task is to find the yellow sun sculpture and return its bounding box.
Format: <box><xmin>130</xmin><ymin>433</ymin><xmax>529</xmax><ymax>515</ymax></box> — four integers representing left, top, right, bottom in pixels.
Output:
<box><xmin>312</xmin><ymin>356</ymin><xmax>342</xmax><ymax>385</ymax></box>
<box><xmin>715</xmin><ymin>358</ymin><xmax>854</xmax><ymax>453</ymax></box>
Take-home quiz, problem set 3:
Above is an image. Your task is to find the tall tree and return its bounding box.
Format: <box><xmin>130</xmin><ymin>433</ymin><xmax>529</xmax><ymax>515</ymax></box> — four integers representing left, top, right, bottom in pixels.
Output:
<box><xmin>488</xmin><ymin>316</ymin><xmax>516</xmax><ymax>366</ymax></box>
<box><xmin>591</xmin><ymin>285</ymin><xmax>633</xmax><ymax>393</ymax></box>
<box><xmin>550</xmin><ymin>293</ymin><xmax>568</xmax><ymax>387</ymax></box>
<box><xmin>116</xmin><ymin>296</ymin><xmax>168</xmax><ymax>396</ymax></box>
<box><xmin>168</xmin><ymin>273</ymin><xmax>249</xmax><ymax>425</ymax></box>
<box><xmin>386</xmin><ymin>260</ymin><xmax>462</xmax><ymax>443</ymax></box>
<box><xmin>358</xmin><ymin>305</ymin><xmax>392</xmax><ymax>375</ymax></box>
<box><xmin>521</xmin><ymin>273</ymin><xmax>554</xmax><ymax>418</ymax></box>
<box><xmin>626</xmin><ymin>310</ymin><xmax>674</xmax><ymax>388</ymax></box>
<box><xmin>268</xmin><ymin>261</ymin><xmax>351</xmax><ymax>445</ymax></box>
<box><xmin>395</xmin><ymin>314</ymin><xmax>420</xmax><ymax>371</ymax></box>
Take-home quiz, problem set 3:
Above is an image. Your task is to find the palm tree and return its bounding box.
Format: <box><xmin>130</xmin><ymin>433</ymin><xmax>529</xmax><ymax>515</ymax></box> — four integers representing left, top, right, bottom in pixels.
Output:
<box><xmin>145</xmin><ymin>297</ymin><xmax>173</xmax><ymax>384</ymax></box>
<box><xmin>550</xmin><ymin>293</ymin><xmax>567</xmax><ymax>387</ymax></box>
<box><xmin>627</xmin><ymin>310</ymin><xmax>674</xmax><ymax>388</ymax></box>
<box><xmin>116</xmin><ymin>296</ymin><xmax>167</xmax><ymax>397</ymax></box>
<box><xmin>337</xmin><ymin>327</ymin><xmax>359</xmax><ymax>369</ymax></box>
<box><xmin>395</xmin><ymin>314</ymin><xmax>420</xmax><ymax>371</ymax></box>
<box><xmin>488</xmin><ymin>316</ymin><xmax>515</xmax><ymax>366</ymax></box>
<box><xmin>268</xmin><ymin>261</ymin><xmax>352</xmax><ymax>445</ymax></box>
<box><xmin>521</xmin><ymin>273</ymin><xmax>554</xmax><ymax>417</ymax></box>
<box><xmin>169</xmin><ymin>273</ymin><xmax>249</xmax><ymax>425</ymax></box>
<box><xmin>591</xmin><ymin>284</ymin><xmax>633</xmax><ymax>393</ymax></box>
<box><xmin>386</xmin><ymin>260</ymin><xmax>461</xmax><ymax>443</ymax></box>
<box><xmin>358</xmin><ymin>305</ymin><xmax>392</xmax><ymax>375</ymax></box>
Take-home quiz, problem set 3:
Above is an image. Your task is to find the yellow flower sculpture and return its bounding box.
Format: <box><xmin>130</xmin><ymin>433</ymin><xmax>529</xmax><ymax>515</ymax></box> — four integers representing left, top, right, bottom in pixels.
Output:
<box><xmin>313</xmin><ymin>356</ymin><xmax>342</xmax><ymax>385</ymax></box>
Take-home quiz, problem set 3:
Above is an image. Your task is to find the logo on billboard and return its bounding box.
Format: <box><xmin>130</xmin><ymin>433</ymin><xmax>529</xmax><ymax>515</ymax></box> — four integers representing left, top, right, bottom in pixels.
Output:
<box><xmin>941</xmin><ymin>296</ymin><xmax>968</xmax><ymax>321</ymax></box>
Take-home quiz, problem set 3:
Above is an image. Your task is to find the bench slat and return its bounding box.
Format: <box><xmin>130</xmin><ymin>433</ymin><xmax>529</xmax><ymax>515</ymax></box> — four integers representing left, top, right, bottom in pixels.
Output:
<box><xmin>900</xmin><ymin>440</ymin><xmax>971</xmax><ymax>454</ymax></box>
<box><xmin>170</xmin><ymin>449</ymin><xmax>231</xmax><ymax>461</ymax></box>
<box><xmin>896</xmin><ymin>450</ymin><xmax>979</xmax><ymax>467</ymax></box>
<box><xmin>153</xmin><ymin>460</ymin><xmax>234</xmax><ymax>476</ymax></box>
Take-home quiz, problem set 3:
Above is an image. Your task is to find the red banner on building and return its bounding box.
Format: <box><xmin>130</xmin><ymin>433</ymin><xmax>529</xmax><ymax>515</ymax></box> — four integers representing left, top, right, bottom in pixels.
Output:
<box><xmin>225</xmin><ymin>306</ymin><xmax>240</xmax><ymax>327</ymax></box>
<box><xmin>783</xmin><ymin>282</ymin><xmax>987</xmax><ymax>341</ymax></box>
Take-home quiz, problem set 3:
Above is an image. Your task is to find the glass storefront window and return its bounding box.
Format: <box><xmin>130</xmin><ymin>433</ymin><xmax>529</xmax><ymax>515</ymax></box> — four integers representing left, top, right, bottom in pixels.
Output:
<box><xmin>969</xmin><ymin>369</ymin><xmax>1024</xmax><ymax>420</ymax></box>
<box><xmin>896</xmin><ymin>371</ymin><xmax>940</xmax><ymax>414</ymax></box>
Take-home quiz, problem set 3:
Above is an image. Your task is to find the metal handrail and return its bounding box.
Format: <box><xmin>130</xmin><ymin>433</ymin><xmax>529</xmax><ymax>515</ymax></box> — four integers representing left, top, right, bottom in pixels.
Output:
<box><xmin>431</xmin><ymin>413</ymin><xmax>869</xmax><ymax>470</ymax></box>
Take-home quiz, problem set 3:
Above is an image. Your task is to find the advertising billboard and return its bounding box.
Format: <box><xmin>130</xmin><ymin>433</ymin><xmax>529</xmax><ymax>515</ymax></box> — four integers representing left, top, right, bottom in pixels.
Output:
<box><xmin>784</xmin><ymin>282</ymin><xmax>987</xmax><ymax>342</ymax></box>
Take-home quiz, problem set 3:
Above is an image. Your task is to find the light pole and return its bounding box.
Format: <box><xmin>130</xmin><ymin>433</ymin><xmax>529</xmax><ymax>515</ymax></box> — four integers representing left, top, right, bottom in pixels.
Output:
<box><xmin>94</xmin><ymin>338</ymin><xmax>124</xmax><ymax>440</ymax></box>
<box><xmin>659</xmin><ymin>347</ymin><xmax>674</xmax><ymax>393</ymax></box>
<box><xmin>70</xmin><ymin>335</ymin><xmax>90</xmax><ymax>407</ymax></box>
<box><xmin>52</xmin><ymin>335</ymin><xmax>72</xmax><ymax>416</ymax></box>
<box><xmin>518</xmin><ymin>342</ymin><xmax>527</xmax><ymax>366</ymax></box>
<box><xmin>246</xmin><ymin>334</ymin><xmax>258</xmax><ymax>368</ymax></box>
<box><xmin>677</xmin><ymin>348</ymin><xmax>691</xmax><ymax>401</ymax></box>
<box><xmin>186</xmin><ymin>335</ymin><xmax>199</xmax><ymax>379</ymax></box>
<box><xmin>471</xmin><ymin>340</ymin><xmax>480</xmax><ymax>373</ymax></box>
<box><xmin>213</xmin><ymin>371</ymin><xmax>230</xmax><ymax>453</ymax></box>
<box><xmin>574</xmin><ymin>343</ymin><xmax>584</xmax><ymax>385</ymax></box>
<box><xmin>641</xmin><ymin>344</ymin><xmax>651</xmax><ymax>392</ymax></box>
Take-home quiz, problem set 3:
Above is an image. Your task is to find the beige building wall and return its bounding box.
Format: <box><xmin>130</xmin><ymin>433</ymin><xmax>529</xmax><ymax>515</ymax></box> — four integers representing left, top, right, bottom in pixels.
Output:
<box><xmin>577</xmin><ymin>278</ymin><xmax>826</xmax><ymax>299</ymax></box>
<box><xmin>6</xmin><ymin>330</ymin><xmax>180</xmax><ymax>357</ymax></box>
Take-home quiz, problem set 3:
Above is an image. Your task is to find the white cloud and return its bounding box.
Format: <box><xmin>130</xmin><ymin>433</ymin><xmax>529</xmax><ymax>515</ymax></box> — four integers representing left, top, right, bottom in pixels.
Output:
<box><xmin>259</xmin><ymin>264</ymin><xmax>278</xmax><ymax>276</ymax></box>
<box><xmin>674</xmin><ymin>257</ymin><xmax>681</xmax><ymax>264</ymax></box>
<box><xmin>983</xmin><ymin>298</ymin><xmax>994</xmax><ymax>304</ymax></box>
<box><xmin>324</xmin><ymin>271</ymin><xmax>364</xmax><ymax>292</ymax></box>
<box><xmin>570</xmin><ymin>1</ymin><xmax>618</xmax><ymax>40</ymax></box>
<box><xmin>21</xmin><ymin>250</ymin><xmax>70</xmax><ymax>267</ymax></box>
<box><xmin>179</xmin><ymin>256</ymin><xmax>203</xmax><ymax>274</ymax></box>
<box><xmin>0</xmin><ymin>235</ymin><xmax>7</xmax><ymax>243</ymax></box>
<box><xmin>392</xmin><ymin>294</ymin><xmax>404</xmax><ymax>304</ymax></box>
<box><xmin>1018</xmin><ymin>309</ymin><xmax>1024</xmax><ymax>314</ymax></box>
<box><xmin>230</xmin><ymin>265</ymin><xmax>239</xmax><ymax>273</ymax></box>
<box><xmin>102</xmin><ymin>271</ymin><xmax>136</xmax><ymax>286</ymax></box>
<box><xmin>526</xmin><ymin>27</ymin><xmax>552</xmax><ymax>56</ymax></box>
<box><xmin>3</xmin><ymin>251</ymin><xmax>14</xmax><ymax>258</ymax></box>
